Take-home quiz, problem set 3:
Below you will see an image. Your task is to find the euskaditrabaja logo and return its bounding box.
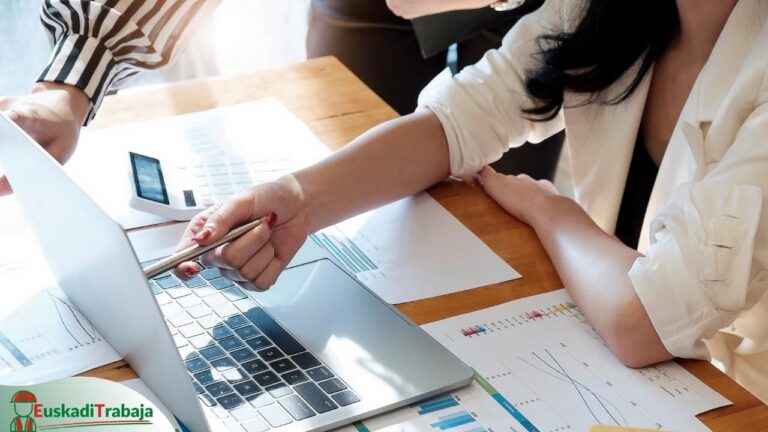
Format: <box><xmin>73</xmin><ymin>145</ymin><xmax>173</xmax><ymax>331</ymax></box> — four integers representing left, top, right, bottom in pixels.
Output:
<box><xmin>9</xmin><ymin>390</ymin><xmax>154</xmax><ymax>431</ymax></box>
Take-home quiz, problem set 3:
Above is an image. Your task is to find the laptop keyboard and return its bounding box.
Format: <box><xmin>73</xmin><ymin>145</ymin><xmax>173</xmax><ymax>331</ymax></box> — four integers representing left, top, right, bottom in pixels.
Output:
<box><xmin>149</xmin><ymin>265</ymin><xmax>360</xmax><ymax>431</ymax></box>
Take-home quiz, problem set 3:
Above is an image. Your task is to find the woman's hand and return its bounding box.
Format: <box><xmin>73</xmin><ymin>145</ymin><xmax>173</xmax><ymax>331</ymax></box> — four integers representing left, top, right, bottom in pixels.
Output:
<box><xmin>386</xmin><ymin>0</ymin><xmax>496</xmax><ymax>19</ymax></box>
<box><xmin>479</xmin><ymin>165</ymin><xmax>559</xmax><ymax>226</ymax></box>
<box><xmin>175</xmin><ymin>176</ymin><xmax>311</xmax><ymax>291</ymax></box>
<box><xmin>0</xmin><ymin>82</ymin><xmax>90</xmax><ymax>195</ymax></box>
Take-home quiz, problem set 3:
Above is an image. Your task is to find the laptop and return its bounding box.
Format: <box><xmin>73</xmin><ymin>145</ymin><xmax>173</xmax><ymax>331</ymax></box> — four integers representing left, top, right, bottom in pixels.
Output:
<box><xmin>0</xmin><ymin>113</ymin><xmax>473</xmax><ymax>431</ymax></box>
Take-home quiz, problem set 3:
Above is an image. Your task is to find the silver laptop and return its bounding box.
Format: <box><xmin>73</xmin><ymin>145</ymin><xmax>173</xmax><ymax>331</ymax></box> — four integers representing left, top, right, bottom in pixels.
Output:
<box><xmin>0</xmin><ymin>114</ymin><xmax>472</xmax><ymax>431</ymax></box>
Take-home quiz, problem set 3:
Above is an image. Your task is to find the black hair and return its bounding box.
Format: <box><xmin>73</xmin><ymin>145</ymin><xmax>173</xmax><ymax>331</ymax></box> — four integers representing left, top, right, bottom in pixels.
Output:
<box><xmin>522</xmin><ymin>0</ymin><xmax>680</xmax><ymax>121</ymax></box>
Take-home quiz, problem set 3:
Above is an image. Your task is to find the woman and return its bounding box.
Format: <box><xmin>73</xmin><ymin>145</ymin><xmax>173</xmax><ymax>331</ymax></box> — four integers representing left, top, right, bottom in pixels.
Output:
<box><xmin>177</xmin><ymin>0</ymin><xmax>768</xmax><ymax>404</ymax></box>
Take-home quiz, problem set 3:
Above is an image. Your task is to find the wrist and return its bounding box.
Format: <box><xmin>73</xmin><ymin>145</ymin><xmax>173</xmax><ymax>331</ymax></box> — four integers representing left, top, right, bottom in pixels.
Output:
<box><xmin>528</xmin><ymin>194</ymin><xmax>577</xmax><ymax>232</ymax></box>
<box><xmin>31</xmin><ymin>82</ymin><xmax>90</xmax><ymax>125</ymax></box>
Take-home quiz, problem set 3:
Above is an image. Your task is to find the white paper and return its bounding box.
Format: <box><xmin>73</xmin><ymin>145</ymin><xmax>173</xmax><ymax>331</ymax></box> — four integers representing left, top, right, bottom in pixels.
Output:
<box><xmin>338</xmin><ymin>374</ymin><xmax>538</xmax><ymax>432</ymax></box>
<box><xmin>70</xmin><ymin>98</ymin><xmax>331</xmax><ymax>229</ymax></box>
<box><xmin>0</xmin><ymin>196</ymin><xmax>121</xmax><ymax>385</ymax></box>
<box><xmin>311</xmin><ymin>193</ymin><xmax>521</xmax><ymax>304</ymax></box>
<box><xmin>422</xmin><ymin>290</ymin><xmax>732</xmax><ymax>432</ymax></box>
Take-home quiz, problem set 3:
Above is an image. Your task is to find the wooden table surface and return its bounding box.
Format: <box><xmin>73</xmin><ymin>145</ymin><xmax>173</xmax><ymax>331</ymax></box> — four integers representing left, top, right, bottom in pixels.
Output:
<box><xmin>83</xmin><ymin>57</ymin><xmax>768</xmax><ymax>430</ymax></box>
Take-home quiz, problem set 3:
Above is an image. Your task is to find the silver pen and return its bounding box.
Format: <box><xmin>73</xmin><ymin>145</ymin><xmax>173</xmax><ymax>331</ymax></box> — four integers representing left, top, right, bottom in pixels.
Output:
<box><xmin>143</xmin><ymin>218</ymin><xmax>264</xmax><ymax>279</ymax></box>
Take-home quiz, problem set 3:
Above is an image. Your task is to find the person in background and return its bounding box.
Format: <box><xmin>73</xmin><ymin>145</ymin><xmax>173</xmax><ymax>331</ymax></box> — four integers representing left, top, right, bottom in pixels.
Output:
<box><xmin>308</xmin><ymin>0</ymin><xmax>564</xmax><ymax>179</ymax></box>
<box><xmin>176</xmin><ymin>0</ymin><xmax>768</xmax><ymax>405</ymax></box>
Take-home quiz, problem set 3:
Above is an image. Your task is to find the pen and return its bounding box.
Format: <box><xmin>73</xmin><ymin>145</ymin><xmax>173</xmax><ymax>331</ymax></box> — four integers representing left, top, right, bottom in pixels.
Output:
<box><xmin>143</xmin><ymin>218</ymin><xmax>264</xmax><ymax>279</ymax></box>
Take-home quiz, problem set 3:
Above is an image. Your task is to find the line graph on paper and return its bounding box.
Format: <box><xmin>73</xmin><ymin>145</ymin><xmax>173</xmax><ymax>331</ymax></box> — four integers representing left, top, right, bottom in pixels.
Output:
<box><xmin>47</xmin><ymin>291</ymin><xmax>101</xmax><ymax>348</ymax></box>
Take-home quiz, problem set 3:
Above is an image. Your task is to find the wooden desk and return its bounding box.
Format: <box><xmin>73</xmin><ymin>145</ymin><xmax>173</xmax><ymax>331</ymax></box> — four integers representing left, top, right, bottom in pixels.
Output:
<box><xmin>84</xmin><ymin>57</ymin><xmax>768</xmax><ymax>430</ymax></box>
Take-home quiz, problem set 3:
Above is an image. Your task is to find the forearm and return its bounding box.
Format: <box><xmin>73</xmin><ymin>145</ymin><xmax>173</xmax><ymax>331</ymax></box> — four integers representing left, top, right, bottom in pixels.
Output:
<box><xmin>530</xmin><ymin>196</ymin><xmax>672</xmax><ymax>367</ymax></box>
<box><xmin>293</xmin><ymin>109</ymin><xmax>451</xmax><ymax>232</ymax></box>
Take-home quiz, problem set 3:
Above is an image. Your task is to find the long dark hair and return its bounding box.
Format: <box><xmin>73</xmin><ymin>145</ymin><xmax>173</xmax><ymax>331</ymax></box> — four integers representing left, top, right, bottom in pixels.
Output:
<box><xmin>522</xmin><ymin>0</ymin><xmax>680</xmax><ymax>121</ymax></box>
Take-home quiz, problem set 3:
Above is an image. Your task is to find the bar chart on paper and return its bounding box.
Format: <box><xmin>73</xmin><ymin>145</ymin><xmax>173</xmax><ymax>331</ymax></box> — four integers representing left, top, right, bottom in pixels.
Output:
<box><xmin>422</xmin><ymin>290</ymin><xmax>731</xmax><ymax>432</ymax></box>
<box><xmin>346</xmin><ymin>373</ymin><xmax>539</xmax><ymax>432</ymax></box>
<box><xmin>0</xmin><ymin>287</ymin><xmax>120</xmax><ymax>384</ymax></box>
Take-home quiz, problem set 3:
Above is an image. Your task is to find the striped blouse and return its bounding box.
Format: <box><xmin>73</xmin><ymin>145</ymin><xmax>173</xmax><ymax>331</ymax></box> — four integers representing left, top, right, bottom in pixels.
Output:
<box><xmin>37</xmin><ymin>0</ymin><xmax>218</xmax><ymax>124</ymax></box>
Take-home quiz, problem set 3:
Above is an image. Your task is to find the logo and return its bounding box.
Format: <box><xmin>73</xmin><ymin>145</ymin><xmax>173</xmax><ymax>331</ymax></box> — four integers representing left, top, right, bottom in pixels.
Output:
<box><xmin>10</xmin><ymin>391</ymin><xmax>36</xmax><ymax>432</ymax></box>
<box><xmin>7</xmin><ymin>389</ymin><xmax>155</xmax><ymax>431</ymax></box>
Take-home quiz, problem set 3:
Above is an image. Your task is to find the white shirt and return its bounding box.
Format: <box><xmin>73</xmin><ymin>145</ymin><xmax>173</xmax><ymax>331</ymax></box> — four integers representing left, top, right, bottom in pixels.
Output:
<box><xmin>419</xmin><ymin>0</ymin><xmax>768</xmax><ymax>404</ymax></box>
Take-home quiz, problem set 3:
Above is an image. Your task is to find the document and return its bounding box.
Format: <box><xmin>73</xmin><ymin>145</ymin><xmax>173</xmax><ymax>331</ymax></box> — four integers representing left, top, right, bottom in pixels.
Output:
<box><xmin>69</xmin><ymin>98</ymin><xmax>331</xmax><ymax>229</ymax></box>
<box><xmin>311</xmin><ymin>192</ymin><xmax>521</xmax><ymax>304</ymax></box>
<box><xmin>420</xmin><ymin>290</ymin><xmax>731</xmax><ymax>432</ymax></box>
<box><xmin>338</xmin><ymin>373</ymin><xmax>539</xmax><ymax>432</ymax></box>
<box><xmin>0</xmin><ymin>196</ymin><xmax>121</xmax><ymax>385</ymax></box>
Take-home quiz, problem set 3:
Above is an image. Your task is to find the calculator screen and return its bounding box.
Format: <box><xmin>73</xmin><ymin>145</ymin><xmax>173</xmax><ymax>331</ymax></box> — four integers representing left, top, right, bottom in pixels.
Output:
<box><xmin>130</xmin><ymin>152</ymin><xmax>169</xmax><ymax>204</ymax></box>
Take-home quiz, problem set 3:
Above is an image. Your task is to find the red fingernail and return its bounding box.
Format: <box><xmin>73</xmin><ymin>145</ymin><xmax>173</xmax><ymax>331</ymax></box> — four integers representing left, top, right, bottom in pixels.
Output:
<box><xmin>185</xmin><ymin>269</ymin><xmax>197</xmax><ymax>278</ymax></box>
<box><xmin>194</xmin><ymin>228</ymin><xmax>212</xmax><ymax>242</ymax></box>
<box><xmin>266</xmin><ymin>212</ymin><xmax>277</xmax><ymax>229</ymax></box>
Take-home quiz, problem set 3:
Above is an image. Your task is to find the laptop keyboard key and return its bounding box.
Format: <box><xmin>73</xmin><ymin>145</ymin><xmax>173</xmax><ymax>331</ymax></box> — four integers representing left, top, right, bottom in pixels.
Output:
<box><xmin>216</xmin><ymin>393</ymin><xmax>244</xmax><ymax>410</ymax></box>
<box><xmin>279</xmin><ymin>394</ymin><xmax>316</xmax><ymax>421</ymax></box>
<box><xmin>294</xmin><ymin>382</ymin><xmax>338</xmax><ymax>414</ymax></box>
<box><xmin>318</xmin><ymin>378</ymin><xmax>347</xmax><ymax>394</ymax></box>
<box><xmin>185</xmin><ymin>358</ymin><xmax>209</xmax><ymax>373</ymax></box>
<box><xmin>245</xmin><ymin>392</ymin><xmax>272</xmax><ymax>409</ymax></box>
<box><xmin>270</xmin><ymin>358</ymin><xmax>296</xmax><ymax>374</ymax></box>
<box><xmin>199</xmin><ymin>345</ymin><xmax>227</xmax><ymax>361</ymax></box>
<box><xmin>210</xmin><ymin>357</ymin><xmax>237</xmax><ymax>371</ymax></box>
<box><xmin>200</xmin><ymin>268</ymin><xmax>222</xmax><ymax>280</ymax></box>
<box><xmin>166</xmin><ymin>286</ymin><xmax>192</xmax><ymax>299</ymax></box>
<box><xmin>222</xmin><ymin>367</ymin><xmax>249</xmax><ymax>383</ymax></box>
<box><xmin>291</xmin><ymin>352</ymin><xmax>321</xmax><ymax>370</ymax></box>
<box><xmin>235</xmin><ymin>325</ymin><xmax>260</xmax><ymax>340</ymax></box>
<box><xmin>192</xmin><ymin>285</ymin><xmax>218</xmax><ymax>298</ymax></box>
<box><xmin>209</xmin><ymin>325</ymin><xmax>234</xmax><ymax>340</ymax></box>
<box><xmin>231</xmin><ymin>348</ymin><xmax>256</xmax><ymax>363</ymax></box>
<box><xmin>187</xmin><ymin>304</ymin><xmax>212</xmax><ymax>319</ymax></box>
<box><xmin>197</xmin><ymin>315</ymin><xmax>220</xmax><ymax>329</ymax></box>
<box><xmin>253</xmin><ymin>371</ymin><xmax>281</xmax><ymax>387</ymax></box>
<box><xmin>157</xmin><ymin>277</ymin><xmax>181</xmax><ymax>289</ymax></box>
<box><xmin>219</xmin><ymin>336</ymin><xmax>244</xmax><ymax>351</ymax></box>
<box><xmin>221</xmin><ymin>287</ymin><xmax>248</xmax><ymax>302</ymax></box>
<box><xmin>245</xmin><ymin>336</ymin><xmax>271</xmax><ymax>351</ymax></box>
<box><xmin>206</xmin><ymin>381</ymin><xmax>233</xmax><ymax>397</ymax></box>
<box><xmin>149</xmin><ymin>281</ymin><xmax>162</xmax><ymax>294</ymax></box>
<box><xmin>242</xmin><ymin>359</ymin><xmax>268</xmax><ymax>375</ymax></box>
<box><xmin>177</xmin><ymin>295</ymin><xmax>202</xmax><ymax>308</ymax></box>
<box><xmin>210</xmin><ymin>277</ymin><xmax>234</xmax><ymax>290</ymax></box>
<box><xmin>204</xmin><ymin>293</ymin><xmax>228</xmax><ymax>308</ymax></box>
<box><xmin>193</xmin><ymin>381</ymin><xmax>205</xmax><ymax>394</ymax></box>
<box><xmin>242</xmin><ymin>417</ymin><xmax>270</xmax><ymax>432</ymax></box>
<box><xmin>233</xmin><ymin>380</ymin><xmax>262</xmax><ymax>397</ymax></box>
<box><xmin>167</xmin><ymin>312</ymin><xmax>193</xmax><ymax>328</ymax></box>
<box><xmin>178</xmin><ymin>322</ymin><xmax>204</xmax><ymax>338</ymax></box>
<box><xmin>307</xmin><ymin>366</ymin><xmax>333</xmax><ymax>382</ymax></box>
<box><xmin>154</xmin><ymin>292</ymin><xmax>172</xmax><ymax>306</ymax></box>
<box><xmin>183</xmin><ymin>276</ymin><xmax>207</xmax><ymax>288</ymax></box>
<box><xmin>189</xmin><ymin>334</ymin><xmax>215</xmax><ymax>349</ymax></box>
<box><xmin>230</xmin><ymin>405</ymin><xmax>259</xmax><ymax>422</ymax></box>
<box><xmin>213</xmin><ymin>303</ymin><xmax>239</xmax><ymax>318</ymax></box>
<box><xmin>244</xmin><ymin>307</ymin><xmax>305</xmax><ymax>355</ymax></box>
<box><xmin>332</xmin><ymin>390</ymin><xmax>360</xmax><ymax>407</ymax></box>
<box><xmin>257</xmin><ymin>347</ymin><xmax>283</xmax><ymax>362</ymax></box>
<box><xmin>265</xmin><ymin>383</ymin><xmax>292</xmax><ymax>398</ymax></box>
<box><xmin>258</xmin><ymin>404</ymin><xmax>293</xmax><ymax>428</ymax></box>
<box><xmin>194</xmin><ymin>369</ymin><xmax>215</xmax><ymax>385</ymax></box>
<box><xmin>282</xmin><ymin>370</ymin><xmax>309</xmax><ymax>386</ymax></box>
<box><xmin>225</xmin><ymin>314</ymin><xmax>250</xmax><ymax>329</ymax></box>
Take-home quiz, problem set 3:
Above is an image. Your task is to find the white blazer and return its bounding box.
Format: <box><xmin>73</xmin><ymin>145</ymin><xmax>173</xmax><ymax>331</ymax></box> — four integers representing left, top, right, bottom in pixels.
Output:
<box><xmin>419</xmin><ymin>0</ymin><xmax>768</xmax><ymax>403</ymax></box>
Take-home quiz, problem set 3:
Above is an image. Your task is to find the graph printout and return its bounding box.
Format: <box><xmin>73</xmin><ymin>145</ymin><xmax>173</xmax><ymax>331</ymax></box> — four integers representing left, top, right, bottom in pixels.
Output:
<box><xmin>0</xmin><ymin>285</ymin><xmax>120</xmax><ymax>385</ymax></box>
<box><xmin>422</xmin><ymin>290</ymin><xmax>731</xmax><ymax>432</ymax></box>
<box><xmin>336</xmin><ymin>373</ymin><xmax>536</xmax><ymax>432</ymax></box>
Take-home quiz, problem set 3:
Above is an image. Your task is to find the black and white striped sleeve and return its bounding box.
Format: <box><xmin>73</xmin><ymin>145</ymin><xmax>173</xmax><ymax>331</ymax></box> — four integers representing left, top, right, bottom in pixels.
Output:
<box><xmin>37</xmin><ymin>0</ymin><xmax>219</xmax><ymax>124</ymax></box>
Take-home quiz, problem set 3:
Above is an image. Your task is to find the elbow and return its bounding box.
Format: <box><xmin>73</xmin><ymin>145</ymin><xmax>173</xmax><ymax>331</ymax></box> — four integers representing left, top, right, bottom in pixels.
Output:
<box><xmin>603</xmin><ymin>301</ymin><xmax>673</xmax><ymax>369</ymax></box>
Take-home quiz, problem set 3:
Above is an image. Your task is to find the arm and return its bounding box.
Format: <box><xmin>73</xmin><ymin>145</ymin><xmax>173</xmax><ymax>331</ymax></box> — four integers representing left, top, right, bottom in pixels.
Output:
<box><xmin>386</xmin><ymin>0</ymin><xmax>499</xmax><ymax>19</ymax></box>
<box><xmin>0</xmin><ymin>0</ymin><xmax>216</xmax><ymax>195</ymax></box>
<box><xmin>480</xmin><ymin>167</ymin><xmax>672</xmax><ymax>367</ymax></box>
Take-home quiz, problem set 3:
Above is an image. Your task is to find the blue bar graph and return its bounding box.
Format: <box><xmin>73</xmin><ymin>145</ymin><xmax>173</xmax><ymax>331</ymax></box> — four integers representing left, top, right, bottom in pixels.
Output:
<box><xmin>311</xmin><ymin>232</ymin><xmax>379</xmax><ymax>275</ymax></box>
<box><xmin>416</xmin><ymin>395</ymin><xmax>460</xmax><ymax>415</ymax></box>
<box><xmin>0</xmin><ymin>332</ymin><xmax>31</xmax><ymax>367</ymax></box>
<box><xmin>430</xmin><ymin>411</ymin><xmax>476</xmax><ymax>430</ymax></box>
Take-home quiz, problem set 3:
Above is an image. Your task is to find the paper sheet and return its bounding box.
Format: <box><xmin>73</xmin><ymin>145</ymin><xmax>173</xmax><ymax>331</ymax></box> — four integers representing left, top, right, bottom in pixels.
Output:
<box><xmin>311</xmin><ymin>192</ymin><xmax>521</xmax><ymax>304</ymax></box>
<box><xmin>121</xmin><ymin>378</ymin><xmax>183</xmax><ymax>430</ymax></box>
<box><xmin>338</xmin><ymin>373</ymin><xmax>540</xmax><ymax>432</ymax></box>
<box><xmin>421</xmin><ymin>290</ymin><xmax>732</xmax><ymax>432</ymax></box>
<box><xmin>69</xmin><ymin>98</ymin><xmax>331</xmax><ymax>229</ymax></box>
